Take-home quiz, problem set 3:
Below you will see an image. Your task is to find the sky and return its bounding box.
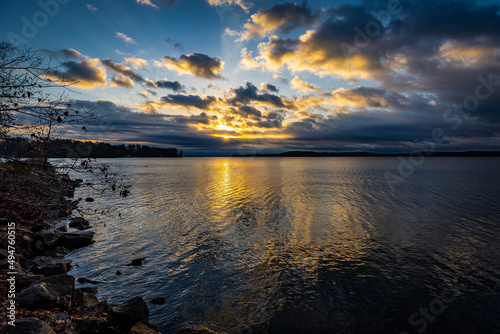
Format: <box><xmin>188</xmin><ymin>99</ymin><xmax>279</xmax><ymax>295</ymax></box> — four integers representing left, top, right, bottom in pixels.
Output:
<box><xmin>1</xmin><ymin>0</ymin><xmax>500</xmax><ymax>155</ymax></box>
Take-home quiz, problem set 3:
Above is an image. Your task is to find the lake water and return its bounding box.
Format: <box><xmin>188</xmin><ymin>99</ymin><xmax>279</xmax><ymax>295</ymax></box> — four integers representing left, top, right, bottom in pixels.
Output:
<box><xmin>67</xmin><ymin>157</ymin><xmax>500</xmax><ymax>334</ymax></box>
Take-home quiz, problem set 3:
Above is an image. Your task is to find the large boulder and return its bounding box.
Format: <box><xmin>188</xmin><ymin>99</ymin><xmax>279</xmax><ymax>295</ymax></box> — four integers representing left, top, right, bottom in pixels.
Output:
<box><xmin>0</xmin><ymin>318</ymin><xmax>55</xmax><ymax>334</ymax></box>
<box><xmin>69</xmin><ymin>217</ymin><xmax>91</xmax><ymax>230</ymax></box>
<box><xmin>60</xmin><ymin>231</ymin><xmax>95</xmax><ymax>250</ymax></box>
<box><xmin>110</xmin><ymin>297</ymin><xmax>149</xmax><ymax>330</ymax></box>
<box><xmin>17</xmin><ymin>275</ymin><xmax>75</xmax><ymax>308</ymax></box>
<box><xmin>16</xmin><ymin>283</ymin><xmax>57</xmax><ymax>308</ymax></box>
<box><xmin>36</xmin><ymin>229</ymin><xmax>63</xmax><ymax>248</ymax></box>
<box><xmin>31</xmin><ymin>257</ymin><xmax>71</xmax><ymax>276</ymax></box>
<box><xmin>130</xmin><ymin>321</ymin><xmax>161</xmax><ymax>334</ymax></box>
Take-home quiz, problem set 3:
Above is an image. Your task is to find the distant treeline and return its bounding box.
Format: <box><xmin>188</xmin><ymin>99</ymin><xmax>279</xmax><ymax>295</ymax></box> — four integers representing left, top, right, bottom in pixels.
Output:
<box><xmin>233</xmin><ymin>150</ymin><xmax>500</xmax><ymax>157</ymax></box>
<box><xmin>0</xmin><ymin>138</ymin><xmax>181</xmax><ymax>158</ymax></box>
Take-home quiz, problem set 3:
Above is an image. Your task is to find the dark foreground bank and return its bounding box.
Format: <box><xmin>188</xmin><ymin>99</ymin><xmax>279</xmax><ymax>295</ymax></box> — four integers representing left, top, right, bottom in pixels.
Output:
<box><xmin>0</xmin><ymin>163</ymin><xmax>221</xmax><ymax>334</ymax></box>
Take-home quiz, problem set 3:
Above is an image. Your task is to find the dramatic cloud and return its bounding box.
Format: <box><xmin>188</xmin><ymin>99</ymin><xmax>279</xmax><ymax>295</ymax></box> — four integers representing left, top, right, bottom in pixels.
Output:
<box><xmin>110</xmin><ymin>76</ymin><xmax>134</xmax><ymax>88</ymax></box>
<box><xmin>116</xmin><ymin>32</ymin><xmax>137</xmax><ymax>45</ymax></box>
<box><xmin>236</xmin><ymin>105</ymin><xmax>262</xmax><ymax>117</ymax></box>
<box><xmin>239</xmin><ymin>48</ymin><xmax>261</xmax><ymax>70</ymax></box>
<box><xmin>250</xmin><ymin>37</ymin><xmax>299</xmax><ymax>72</ymax></box>
<box><xmin>159</xmin><ymin>94</ymin><xmax>217</xmax><ymax>109</ymax></box>
<box><xmin>69</xmin><ymin>99</ymin><xmax>225</xmax><ymax>150</ymax></box>
<box><xmin>38</xmin><ymin>0</ymin><xmax>500</xmax><ymax>152</ymax></box>
<box><xmin>260</xmin><ymin>83</ymin><xmax>279</xmax><ymax>92</ymax></box>
<box><xmin>42</xmin><ymin>48</ymin><xmax>81</xmax><ymax>59</ymax></box>
<box><xmin>125</xmin><ymin>57</ymin><xmax>148</xmax><ymax>68</ymax></box>
<box><xmin>101</xmin><ymin>58</ymin><xmax>144</xmax><ymax>83</ymax></box>
<box><xmin>45</xmin><ymin>58</ymin><xmax>107</xmax><ymax>89</ymax></box>
<box><xmin>229</xmin><ymin>82</ymin><xmax>286</xmax><ymax>107</ymax></box>
<box><xmin>160</xmin><ymin>53</ymin><xmax>224</xmax><ymax>79</ymax></box>
<box><xmin>146</xmin><ymin>79</ymin><xmax>185</xmax><ymax>92</ymax></box>
<box><xmin>240</xmin><ymin>2</ymin><xmax>316</xmax><ymax>40</ymax></box>
<box><xmin>248</xmin><ymin>0</ymin><xmax>500</xmax><ymax>87</ymax></box>
<box><xmin>155</xmin><ymin>80</ymin><xmax>184</xmax><ymax>92</ymax></box>
<box><xmin>291</xmin><ymin>76</ymin><xmax>319</xmax><ymax>92</ymax></box>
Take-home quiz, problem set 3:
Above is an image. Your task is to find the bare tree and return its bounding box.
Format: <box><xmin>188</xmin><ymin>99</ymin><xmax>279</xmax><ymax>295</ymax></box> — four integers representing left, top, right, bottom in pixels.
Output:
<box><xmin>0</xmin><ymin>42</ymin><xmax>129</xmax><ymax>222</ymax></box>
<box><xmin>0</xmin><ymin>42</ymin><xmax>98</xmax><ymax>164</ymax></box>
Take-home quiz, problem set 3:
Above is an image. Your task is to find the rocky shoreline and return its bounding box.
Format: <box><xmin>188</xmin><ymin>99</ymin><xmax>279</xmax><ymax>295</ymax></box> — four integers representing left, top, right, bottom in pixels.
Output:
<box><xmin>0</xmin><ymin>215</ymin><xmax>163</xmax><ymax>334</ymax></box>
<box><xmin>0</xmin><ymin>173</ymin><xmax>223</xmax><ymax>334</ymax></box>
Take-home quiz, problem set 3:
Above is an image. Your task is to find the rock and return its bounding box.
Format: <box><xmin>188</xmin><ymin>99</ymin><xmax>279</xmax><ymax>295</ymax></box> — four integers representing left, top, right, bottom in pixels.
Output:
<box><xmin>31</xmin><ymin>257</ymin><xmax>72</xmax><ymax>276</ymax></box>
<box><xmin>50</xmin><ymin>311</ymin><xmax>69</xmax><ymax>321</ymax></box>
<box><xmin>18</xmin><ymin>272</ymin><xmax>44</xmax><ymax>290</ymax></box>
<box><xmin>0</xmin><ymin>318</ymin><xmax>55</xmax><ymax>334</ymax></box>
<box><xmin>17</xmin><ymin>283</ymin><xmax>57</xmax><ymax>308</ymax></box>
<box><xmin>85</xmin><ymin>197</ymin><xmax>95</xmax><ymax>202</ymax></box>
<box><xmin>116</xmin><ymin>270</ymin><xmax>122</xmax><ymax>275</ymax></box>
<box><xmin>149</xmin><ymin>297</ymin><xmax>166</xmax><ymax>305</ymax></box>
<box><xmin>111</xmin><ymin>296</ymin><xmax>149</xmax><ymax>330</ymax></box>
<box><xmin>130</xmin><ymin>321</ymin><xmax>161</xmax><ymax>334</ymax></box>
<box><xmin>127</xmin><ymin>258</ymin><xmax>146</xmax><ymax>266</ymax></box>
<box><xmin>36</xmin><ymin>229</ymin><xmax>63</xmax><ymax>248</ymax></box>
<box><xmin>56</xmin><ymin>225</ymin><xmax>68</xmax><ymax>232</ymax></box>
<box><xmin>77</xmin><ymin>277</ymin><xmax>99</xmax><ymax>284</ymax></box>
<box><xmin>60</xmin><ymin>230</ymin><xmax>95</xmax><ymax>250</ymax></box>
<box><xmin>69</xmin><ymin>217</ymin><xmax>91</xmax><ymax>230</ymax></box>
<box><xmin>17</xmin><ymin>275</ymin><xmax>74</xmax><ymax>308</ymax></box>
<box><xmin>73</xmin><ymin>291</ymin><xmax>99</xmax><ymax>309</ymax></box>
<box><xmin>41</xmin><ymin>274</ymin><xmax>75</xmax><ymax>295</ymax></box>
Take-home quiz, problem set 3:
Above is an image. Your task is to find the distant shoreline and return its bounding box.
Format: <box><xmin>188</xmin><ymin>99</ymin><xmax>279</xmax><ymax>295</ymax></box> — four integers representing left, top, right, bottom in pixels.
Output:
<box><xmin>104</xmin><ymin>151</ymin><xmax>500</xmax><ymax>158</ymax></box>
<box><xmin>231</xmin><ymin>151</ymin><xmax>500</xmax><ymax>158</ymax></box>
